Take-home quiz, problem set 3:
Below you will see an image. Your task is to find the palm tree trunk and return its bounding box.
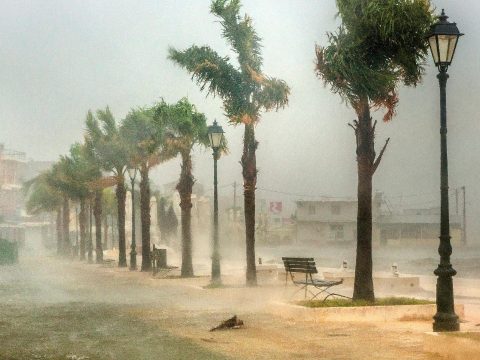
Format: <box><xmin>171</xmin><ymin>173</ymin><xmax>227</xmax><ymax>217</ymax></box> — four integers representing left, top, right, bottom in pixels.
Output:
<box><xmin>140</xmin><ymin>166</ymin><xmax>151</xmax><ymax>271</ymax></box>
<box><xmin>103</xmin><ymin>214</ymin><xmax>109</xmax><ymax>250</ymax></box>
<box><xmin>56</xmin><ymin>208</ymin><xmax>63</xmax><ymax>256</ymax></box>
<box><xmin>62</xmin><ymin>196</ymin><xmax>70</xmax><ymax>257</ymax></box>
<box><xmin>242</xmin><ymin>123</ymin><xmax>258</xmax><ymax>286</ymax></box>
<box><xmin>178</xmin><ymin>151</ymin><xmax>194</xmax><ymax>277</ymax></box>
<box><xmin>353</xmin><ymin>100</ymin><xmax>375</xmax><ymax>302</ymax></box>
<box><xmin>116</xmin><ymin>177</ymin><xmax>127</xmax><ymax>267</ymax></box>
<box><xmin>88</xmin><ymin>199</ymin><xmax>93</xmax><ymax>263</ymax></box>
<box><xmin>94</xmin><ymin>190</ymin><xmax>103</xmax><ymax>263</ymax></box>
<box><xmin>79</xmin><ymin>198</ymin><xmax>86</xmax><ymax>261</ymax></box>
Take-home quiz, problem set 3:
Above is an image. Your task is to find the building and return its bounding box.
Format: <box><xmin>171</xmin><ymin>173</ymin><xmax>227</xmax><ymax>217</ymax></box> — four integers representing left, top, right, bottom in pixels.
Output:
<box><xmin>378</xmin><ymin>207</ymin><xmax>463</xmax><ymax>246</ymax></box>
<box><xmin>295</xmin><ymin>193</ymin><xmax>463</xmax><ymax>246</ymax></box>
<box><xmin>0</xmin><ymin>144</ymin><xmax>27</xmax><ymax>221</ymax></box>
<box><xmin>296</xmin><ymin>197</ymin><xmax>380</xmax><ymax>244</ymax></box>
<box><xmin>0</xmin><ymin>144</ymin><xmax>54</xmax><ymax>222</ymax></box>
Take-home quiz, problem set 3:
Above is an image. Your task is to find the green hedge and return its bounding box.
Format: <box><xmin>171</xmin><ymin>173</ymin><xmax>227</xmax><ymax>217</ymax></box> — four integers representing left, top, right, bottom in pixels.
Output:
<box><xmin>0</xmin><ymin>239</ymin><xmax>18</xmax><ymax>265</ymax></box>
<box><xmin>297</xmin><ymin>297</ymin><xmax>433</xmax><ymax>308</ymax></box>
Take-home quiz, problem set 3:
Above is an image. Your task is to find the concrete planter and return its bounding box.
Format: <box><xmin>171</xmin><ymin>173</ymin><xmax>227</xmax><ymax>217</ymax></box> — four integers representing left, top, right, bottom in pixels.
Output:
<box><xmin>323</xmin><ymin>271</ymin><xmax>420</xmax><ymax>293</ymax></box>
<box><xmin>268</xmin><ymin>301</ymin><xmax>465</xmax><ymax>322</ymax></box>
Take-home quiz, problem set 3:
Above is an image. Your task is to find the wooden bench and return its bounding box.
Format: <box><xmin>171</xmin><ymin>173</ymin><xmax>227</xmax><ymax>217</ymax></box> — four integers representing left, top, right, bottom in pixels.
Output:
<box><xmin>282</xmin><ymin>257</ymin><xmax>350</xmax><ymax>301</ymax></box>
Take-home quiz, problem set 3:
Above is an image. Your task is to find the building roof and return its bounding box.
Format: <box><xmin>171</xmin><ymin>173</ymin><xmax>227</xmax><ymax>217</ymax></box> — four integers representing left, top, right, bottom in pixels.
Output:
<box><xmin>296</xmin><ymin>198</ymin><xmax>357</xmax><ymax>204</ymax></box>
<box><xmin>379</xmin><ymin>213</ymin><xmax>461</xmax><ymax>225</ymax></box>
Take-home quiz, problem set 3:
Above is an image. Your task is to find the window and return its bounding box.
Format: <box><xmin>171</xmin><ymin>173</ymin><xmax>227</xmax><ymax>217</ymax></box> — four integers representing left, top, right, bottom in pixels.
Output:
<box><xmin>330</xmin><ymin>224</ymin><xmax>344</xmax><ymax>240</ymax></box>
<box><xmin>331</xmin><ymin>204</ymin><xmax>341</xmax><ymax>215</ymax></box>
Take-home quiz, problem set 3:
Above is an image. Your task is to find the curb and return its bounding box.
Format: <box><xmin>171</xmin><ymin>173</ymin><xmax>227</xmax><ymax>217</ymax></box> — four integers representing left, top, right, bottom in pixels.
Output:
<box><xmin>268</xmin><ymin>301</ymin><xmax>465</xmax><ymax>322</ymax></box>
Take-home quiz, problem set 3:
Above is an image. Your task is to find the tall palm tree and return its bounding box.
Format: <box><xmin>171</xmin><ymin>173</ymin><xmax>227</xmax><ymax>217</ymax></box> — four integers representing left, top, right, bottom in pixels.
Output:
<box><xmin>85</xmin><ymin>108</ymin><xmax>130</xmax><ymax>267</ymax></box>
<box><xmin>315</xmin><ymin>0</ymin><xmax>434</xmax><ymax>301</ymax></box>
<box><xmin>83</xmin><ymin>134</ymin><xmax>113</xmax><ymax>264</ymax></box>
<box><xmin>23</xmin><ymin>169</ymin><xmax>64</xmax><ymax>255</ymax></box>
<box><xmin>154</xmin><ymin>98</ymin><xmax>211</xmax><ymax>277</ymax></box>
<box><xmin>48</xmin><ymin>158</ymin><xmax>77</xmax><ymax>256</ymax></box>
<box><xmin>50</xmin><ymin>143</ymin><xmax>101</xmax><ymax>261</ymax></box>
<box><xmin>101</xmin><ymin>188</ymin><xmax>117</xmax><ymax>250</ymax></box>
<box><xmin>121</xmin><ymin>107</ymin><xmax>169</xmax><ymax>271</ymax></box>
<box><xmin>169</xmin><ymin>0</ymin><xmax>289</xmax><ymax>286</ymax></box>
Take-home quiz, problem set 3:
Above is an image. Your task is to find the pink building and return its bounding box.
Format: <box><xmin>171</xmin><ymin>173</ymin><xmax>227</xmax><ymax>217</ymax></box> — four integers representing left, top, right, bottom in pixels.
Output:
<box><xmin>0</xmin><ymin>144</ymin><xmax>26</xmax><ymax>220</ymax></box>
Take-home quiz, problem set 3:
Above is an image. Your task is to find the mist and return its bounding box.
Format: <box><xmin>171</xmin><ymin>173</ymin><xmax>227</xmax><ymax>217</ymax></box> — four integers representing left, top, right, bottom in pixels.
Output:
<box><xmin>2</xmin><ymin>1</ymin><xmax>480</xmax><ymax>358</ymax></box>
<box><xmin>0</xmin><ymin>0</ymin><xmax>477</xmax><ymax>244</ymax></box>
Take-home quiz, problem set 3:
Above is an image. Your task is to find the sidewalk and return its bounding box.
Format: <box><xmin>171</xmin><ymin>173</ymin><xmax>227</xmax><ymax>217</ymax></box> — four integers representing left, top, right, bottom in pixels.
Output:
<box><xmin>74</xmin><ymin>257</ymin><xmax>480</xmax><ymax>359</ymax></box>
<box><xmin>7</xmin><ymin>255</ymin><xmax>479</xmax><ymax>359</ymax></box>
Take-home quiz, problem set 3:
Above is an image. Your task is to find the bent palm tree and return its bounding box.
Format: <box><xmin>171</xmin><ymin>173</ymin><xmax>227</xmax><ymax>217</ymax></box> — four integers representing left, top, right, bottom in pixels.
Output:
<box><xmin>315</xmin><ymin>0</ymin><xmax>434</xmax><ymax>301</ymax></box>
<box><xmin>86</xmin><ymin>108</ymin><xmax>130</xmax><ymax>267</ymax></box>
<box><xmin>121</xmin><ymin>107</ymin><xmax>170</xmax><ymax>271</ymax></box>
<box><xmin>23</xmin><ymin>170</ymin><xmax>63</xmax><ymax>254</ymax></box>
<box><xmin>50</xmin><ymin>144</ymin><xmax>101</xmax><ymax>261</ymax></box>
<box><xmin>154</xmin><ymin>98</ymin><xmax>211</xmax><ymax>277</ymax></box>
<box><xmin>169</xmin><ymin>0</ymin><xmax>289</xmax><ymax>286</ymax></box>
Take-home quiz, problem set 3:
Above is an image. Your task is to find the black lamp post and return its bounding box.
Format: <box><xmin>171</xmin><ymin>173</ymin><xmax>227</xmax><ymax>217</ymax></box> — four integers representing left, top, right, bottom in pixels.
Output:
<box><xmin>208</xmin><ymin>120</ymin><xmax>224</xmax><ymax>285</ymax></box>
<box><xmin>127</xmin><ymin>167</ymin><xmax>137</xmax><ymax>271</ymax></box>
<box><xmin>426</xmin><ymin>9</ymin><xmax>463</xmax><ymax>332</ymax></box>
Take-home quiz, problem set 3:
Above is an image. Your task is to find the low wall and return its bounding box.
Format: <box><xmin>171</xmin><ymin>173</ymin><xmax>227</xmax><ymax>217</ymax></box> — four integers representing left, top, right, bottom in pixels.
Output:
<box><xmin>323</xmin><ymin>271</ymin><xmax>420</xmax><ymax>293</ymax></box>
<box><xmin>268</xmin><ymin>301</ymin><xmax>465</xmax><ymax>323</ymax></box>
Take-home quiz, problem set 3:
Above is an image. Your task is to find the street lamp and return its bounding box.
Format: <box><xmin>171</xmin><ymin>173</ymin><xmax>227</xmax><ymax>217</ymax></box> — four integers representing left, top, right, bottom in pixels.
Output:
<box><xmin>127</xmin><ymin>167</ymin><xmax>137</xmax><ymax>271</ymax></box>
<box><xmin>426</xmin><ymin>9</ymin><xmax>463</xmax><ymax>332</ymax></box>
<box><xmin>208</xmin><ymin>120</ymin><xmax>224</xmax><ymax>285</ymax></box>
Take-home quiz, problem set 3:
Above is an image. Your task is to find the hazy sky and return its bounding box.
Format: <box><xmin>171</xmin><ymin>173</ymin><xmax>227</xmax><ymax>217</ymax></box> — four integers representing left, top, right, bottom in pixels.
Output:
<box><xmin>2</xmin><ymin>0</ymin><xmax>480</xmax><ymax>242</ymax></box>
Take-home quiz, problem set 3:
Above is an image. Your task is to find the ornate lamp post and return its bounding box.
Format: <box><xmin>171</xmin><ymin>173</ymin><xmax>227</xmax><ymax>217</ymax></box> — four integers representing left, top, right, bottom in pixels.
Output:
<box><xmin>426</xmin><ymin>9</ymin><xmax>463</xmax><ymax>332</ymax></box>
<box><xmin>127</xmin><ymin>167</ymin><xmax>137</xmax><ymax>270</ymax></box>
<box><xmin>208</xmin><ymin>120</ymin><xmax>224</xmax><ymax>285</ymax></box>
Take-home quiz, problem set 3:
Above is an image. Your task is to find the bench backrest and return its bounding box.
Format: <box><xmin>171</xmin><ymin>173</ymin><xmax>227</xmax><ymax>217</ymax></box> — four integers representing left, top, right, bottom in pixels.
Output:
<box><xmin>282</xmin><ymin>257</ymin><xmax>318</xmax><ymax>274</ymax></box>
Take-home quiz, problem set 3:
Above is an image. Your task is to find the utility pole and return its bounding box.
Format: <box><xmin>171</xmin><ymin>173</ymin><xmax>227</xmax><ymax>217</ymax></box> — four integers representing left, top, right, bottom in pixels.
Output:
<box><xmin>455</xmin><ymin>188</ymin><xmax>458</xmax><ymax>215</ymax></box>
<box><xmin>462</xmin><ymin>186</ymin><xmax>466</xmax><ymax>245</ymax></box>
<box><xmin>233</xmin><ymin>181</ymin><xmax>237</xmax><ymax>223</ymax></box>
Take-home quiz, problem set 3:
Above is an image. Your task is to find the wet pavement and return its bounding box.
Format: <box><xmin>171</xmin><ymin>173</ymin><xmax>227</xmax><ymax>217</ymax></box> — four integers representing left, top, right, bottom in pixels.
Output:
<box><xmin>0</xmin><ymin>254</ymin><xmax>450</xmax><ymax>360</ymax></box>
<box><xmin>0</xmin><ymin>256</ymin><xmax>227</xmax><ymax>360</ymax></box>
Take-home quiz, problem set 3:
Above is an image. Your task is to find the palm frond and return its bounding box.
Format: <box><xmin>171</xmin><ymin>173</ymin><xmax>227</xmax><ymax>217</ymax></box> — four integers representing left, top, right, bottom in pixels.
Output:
<box><xmin>169</xmin><ymin>46</ymin><xmax>244</xmax><ymax>103</ymax></box>
<box><xmin>254</xmin><ymin>76</ymin><xmax>290</xmax><ymax>112</ymax></box>
<box><xmin>210</xmin><ymin>0</ymin><xmax>263</xmax><ymax>72</ymax></box>
<box><xmin>316</xmin><ymin>0</ymin><xmax>434</xmax><ymax>121</ymax></box>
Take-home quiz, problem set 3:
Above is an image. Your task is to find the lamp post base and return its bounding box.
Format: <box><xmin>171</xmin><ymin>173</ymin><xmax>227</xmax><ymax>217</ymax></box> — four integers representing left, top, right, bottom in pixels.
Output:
<box><xmin>209</xmin><ymin>278</ymin><xmax>222</xmax><ymax>287</ymax></box>
<box><xmin>433</xmin><ymin>264</ymin><xmax>459</xmax><ymax>332</ymax></box>
<box><xmin>433</xmin><ymin>312</ymin><xmax>460</xmax><ymax>332</ymax></box>
<box><xmin>130</xmin><ymin>250</ymin><xmax>137</xmax><ymax>271</ymax></box>
<box><xmin>211</xmin><ymin>261</ymin><xmax>221</xmax><ymax>285</ymax></box>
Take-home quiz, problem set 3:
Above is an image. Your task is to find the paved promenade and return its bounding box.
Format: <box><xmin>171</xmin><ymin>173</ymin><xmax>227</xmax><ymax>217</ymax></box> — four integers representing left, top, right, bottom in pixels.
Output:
<box><xmin>1</xmin><ymin>255</ymin><xmax>479</xmax><ymax>359</ymax></box>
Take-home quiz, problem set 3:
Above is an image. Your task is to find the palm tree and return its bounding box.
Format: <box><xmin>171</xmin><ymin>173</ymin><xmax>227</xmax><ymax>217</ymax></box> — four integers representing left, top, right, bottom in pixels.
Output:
<box><xmin>121</xmin><ymin>107</ymin><xmax>169</xmax><ymax>271</ymax></box>
<box><xmin>23</xmin><ymin>170</ymin><xmax>63</xmax><ymax>255</ymax></box>
<box><xmin>315</xmin><ymin>0</ymin><xmax>434</xmax><ymax>301</ymax></box>
<box><xmin>47</xmin><ymin>158</ymin><xmax>77</xmax><ymax>256</ymax></box>
<box><xmin>154</xmin><ymin>98</ymin><xmax>211</xmax><ymax>277</ymax></box>
<box><xmin>85</xmin><ymin>108</ymin><xmax>130</xmax><ymax>267</ymax></box>
<box><xmin>83</xmin><ymin>135</ymin><xmax>112</xmax><ymax>264</ymax></box>
<box><xmin>169</xmin><ymin>0</ymin><xmax>289</xmax><ymax>286</ymax></box>
<box><xmin>50</xmin><ymin>143</ymin><xmax>101</xmax><ymax>261</ymax></box>
<box><xmin>101</xmin><ymin>188</ymin><xmax>117</xmax><ymax>250</ymax></box>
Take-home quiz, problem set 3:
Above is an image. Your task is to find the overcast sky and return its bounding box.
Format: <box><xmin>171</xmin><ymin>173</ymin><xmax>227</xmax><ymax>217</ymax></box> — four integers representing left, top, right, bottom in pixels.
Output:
<box><xmin>1</xmin><ymin>0</ymin><xmax>480</xmax><ymax>243</ymax></box>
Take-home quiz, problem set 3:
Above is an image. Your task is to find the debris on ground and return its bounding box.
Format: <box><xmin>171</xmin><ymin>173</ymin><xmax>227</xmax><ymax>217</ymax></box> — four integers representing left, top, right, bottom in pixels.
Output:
<box><xmin>210</xmin><ymin>315</ymin><xmax>244</xmax><ymax>331</ymax></box>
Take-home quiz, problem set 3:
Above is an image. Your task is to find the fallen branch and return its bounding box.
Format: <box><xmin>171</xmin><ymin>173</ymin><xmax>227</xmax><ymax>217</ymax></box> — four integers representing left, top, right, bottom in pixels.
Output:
<box><xmin>372</xmin><ymin>137</ymin><xmax>390</xmax><ymax>174</ymax></box>
<box><xmin>210</xmin><ymin>315</ymin><xmax>244</xmax><ymax>331</ymax></box>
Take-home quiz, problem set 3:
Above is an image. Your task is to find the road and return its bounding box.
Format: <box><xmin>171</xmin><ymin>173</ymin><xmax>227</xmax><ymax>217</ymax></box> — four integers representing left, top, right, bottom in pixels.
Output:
<box><xmin>0</xmin><ymin>256</ymin><xmax>227</xmax><ymax>360</ymax></box>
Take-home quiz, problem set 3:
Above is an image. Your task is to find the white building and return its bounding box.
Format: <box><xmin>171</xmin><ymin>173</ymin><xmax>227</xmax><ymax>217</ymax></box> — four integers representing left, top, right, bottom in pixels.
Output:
<box><xmin>295</xmin><ymin>194</ymin><xmax>382</xmax><ymax>244</ymax></box>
